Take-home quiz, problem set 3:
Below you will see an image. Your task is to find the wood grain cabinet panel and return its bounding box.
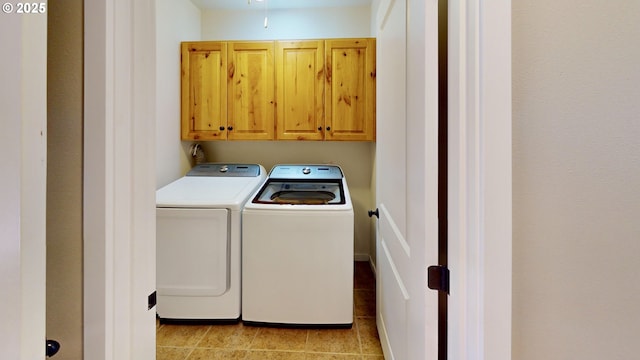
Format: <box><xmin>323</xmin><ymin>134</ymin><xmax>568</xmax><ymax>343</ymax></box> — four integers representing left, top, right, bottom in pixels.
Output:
<box><xmin>227</xmin><ymin>41</ymin><xmax>275</xmax><ymax>140</ymax></box>
<box><xmin>276</xmin><ymin>40</ymin><xmax>325</xmax><ymax>140</ymax></box>
<box><xmin>325</xmin><ymin>38</ymin><xmax>376</xmax><ymax>141</ymax></box>
<box><xmin>181</xmin><ymin>42</ymin><xmax>227</xmax><ymax>140</ymax></box>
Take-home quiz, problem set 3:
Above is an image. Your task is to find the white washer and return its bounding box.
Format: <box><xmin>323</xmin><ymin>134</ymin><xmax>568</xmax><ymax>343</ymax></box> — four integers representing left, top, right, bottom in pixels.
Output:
<box><xmin>156</xmin><ymin>163</ymin><xmax>266</xmax><ymax>321</ymax></box>
<box><xmin>242</xmin><ymin>164</ymin><xmax>354</xmax><ymax>327</ymax></box>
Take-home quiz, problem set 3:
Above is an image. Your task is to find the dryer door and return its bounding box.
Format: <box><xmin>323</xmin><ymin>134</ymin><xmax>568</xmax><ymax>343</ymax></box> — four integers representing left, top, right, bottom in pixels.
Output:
<box><xmin>156</xmin><ymin>208</ymin><xmax>229</xmax><ymax>297</ymax></box>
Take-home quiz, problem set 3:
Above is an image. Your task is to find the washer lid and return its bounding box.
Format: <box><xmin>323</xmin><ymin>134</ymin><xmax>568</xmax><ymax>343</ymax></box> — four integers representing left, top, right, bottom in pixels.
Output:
<box><xmin>268</xmin><ymin>165</ymin><xmax>343</xmax><ymax>180</ymax></box>
<box><xmin>187</xmin><ymin>163</ymin><xmax>262</xmax><ymax>177</ymax></box>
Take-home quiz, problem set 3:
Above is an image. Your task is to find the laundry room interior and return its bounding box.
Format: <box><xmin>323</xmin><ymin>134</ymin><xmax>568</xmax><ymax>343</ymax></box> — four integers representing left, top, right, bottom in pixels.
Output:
<box><xmin>156</xmin><ymin>0</ymin><xmax>379</xmax><ymax>264</ymax></box>
<box><xmin>153</xmin><ymin>1</ymin><xmax>382</xmax><ymax>357</ymax></box>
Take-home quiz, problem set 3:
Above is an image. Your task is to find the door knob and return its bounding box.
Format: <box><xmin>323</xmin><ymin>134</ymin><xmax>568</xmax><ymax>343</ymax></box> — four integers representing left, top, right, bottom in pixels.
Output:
<box><xmin>368</xmin><ymin>208</ymin><xmax>379</xmax><ymax>218</ymax></box>
<box><xmin>46</xmin><ymin>339</ymin><xmax>60</xmax><ymax>357</ymax></box>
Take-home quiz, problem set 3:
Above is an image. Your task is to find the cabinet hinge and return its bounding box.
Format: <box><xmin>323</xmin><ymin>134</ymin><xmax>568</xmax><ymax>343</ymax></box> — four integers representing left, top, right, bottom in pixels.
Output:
<box><xmin>427</xmin><ymin>265</ymin><xmax>450</xmax><ymax>294</ymax></box>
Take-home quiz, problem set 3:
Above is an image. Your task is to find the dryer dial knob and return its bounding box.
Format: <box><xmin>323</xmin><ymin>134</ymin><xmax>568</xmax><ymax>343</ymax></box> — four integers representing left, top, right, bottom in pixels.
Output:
<box><xmin>302</xmin><ymin>167</ymin><xmax>311</xmax><ymax>175</ymax></box>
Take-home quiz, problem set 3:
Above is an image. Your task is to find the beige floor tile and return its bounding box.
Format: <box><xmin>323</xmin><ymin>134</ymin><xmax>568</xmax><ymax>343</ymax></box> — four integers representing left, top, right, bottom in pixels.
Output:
<box><xmin>156</xmin><ymin>346</ymin><xmax>192</xmax><ymax>360</ymax></box>
<box><xmin>245</xmin><ymin>350</ymin><xmax>306</xmax><ymax>359</ymax></box>
<box><xmin>354</xmin><ymin>289</ymin><xmax>376</xmax><ymax>317</ymax></box>
<box><xmin>156</xmin><ymin>324</ymin><xmax>210</xmax><ymax>347</ymax></box>
<box><xmin>306</xmin><ymin>328</ymin><xmax>360</xmax><ymax>354</ymax></box>
<box><xmin>156</xmin><ymin>263</ymin><xmax>384</xmax><ymax>358</ymax></box>
<box><xmin>250</xmin><ymin>327</ymin><xmax>309</xmax><ymax>351</ymax></box>
<box><xmin>186</xmin><ymin>348</ymin><xmax>247</xmax><ymax>360</ymax></box>
<box><xmin>196</xmin><ymin>322</ymin><xmax>259</xmax><ymax>349</ymax></box>
<box><xmin>356</xmin><ymin>318</ymin><xmax>383</xmax><ymax>355</ymax></box>
<box><xmin>305</xmin><ymin>353</ymin><xmax>361</xmax><ymax>359</ymax></box>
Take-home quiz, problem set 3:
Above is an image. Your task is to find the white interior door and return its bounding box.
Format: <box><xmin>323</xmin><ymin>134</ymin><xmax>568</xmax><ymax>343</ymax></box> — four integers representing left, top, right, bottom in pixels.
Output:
<box><xmin>375</xmin><ymin>0</ymin><xmax>440</xmax><ymax>359</ymax></box>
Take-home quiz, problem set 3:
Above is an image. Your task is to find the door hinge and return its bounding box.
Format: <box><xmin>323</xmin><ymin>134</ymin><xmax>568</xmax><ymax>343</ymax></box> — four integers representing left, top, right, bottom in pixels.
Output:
<box><xmin>427</xmin><ymin>265</ymin><xmax>450</xmax><ymax>294</ymax></box>
<box><xmin>148</xmin><ymin>291</ymin><xmax>157</xmax><ymax>310</ymax></box>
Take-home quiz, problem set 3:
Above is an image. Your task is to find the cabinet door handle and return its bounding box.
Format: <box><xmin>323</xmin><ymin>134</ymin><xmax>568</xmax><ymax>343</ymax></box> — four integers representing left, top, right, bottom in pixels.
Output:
<box><xmin>227</xmin><ymin>126</ymin><xmax>233</xmax><ymax>131</ymax></box>
<box><xmin>326</xmin><ymin>126</ymin><xmax>331</xmax><ymax>131</ymax></box>
<box><xmin>318</xmin><ymin>127</ymin><xmax>322</xmax><ymax>131</ymax></box>
<box><xmin>219</xmin><ymin>126</ymin><xmax>225</xmax><ymax>131</ymax></box>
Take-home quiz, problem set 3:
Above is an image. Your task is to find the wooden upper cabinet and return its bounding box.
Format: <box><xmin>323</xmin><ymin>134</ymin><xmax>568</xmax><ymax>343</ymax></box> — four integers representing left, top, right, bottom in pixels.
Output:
<box><xmin>180</xmin><ymin>39</ymin><xmax>375</xmax><ymax>141</ymax></box>
<box><xmin>227</xmin><ymin>41</ymin><xmax>275</xmax><ymax>140</ymax></box>
<box><xmin>276</xmin><ymin>40</ymin><xmax>325</xmax><ymax>140</ymax></box>
<box><xmin>325</xmin><ymin>38</ymin><xmax>376</xmax><ymax>141</ymax></box>
<box><xmin>181</xmin><ymin>42</ymin><xmax>228</xmax><ymax>140</ymax></box>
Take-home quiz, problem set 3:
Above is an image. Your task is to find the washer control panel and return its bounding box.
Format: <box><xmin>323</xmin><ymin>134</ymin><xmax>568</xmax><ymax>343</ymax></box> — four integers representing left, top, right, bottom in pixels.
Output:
<box><xmin>268</xmin><ymin>165</ymin><xmax>344</xmax><ymax>180</ymax></box>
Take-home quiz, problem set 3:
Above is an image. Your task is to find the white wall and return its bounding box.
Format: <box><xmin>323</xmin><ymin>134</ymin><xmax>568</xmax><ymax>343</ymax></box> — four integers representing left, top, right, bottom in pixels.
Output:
<box><xmin>0</xmin><ymin>10</ymin><xmax>47</xmax><ymax>360</ymax></box>
<box><xmin>512</xmin><ymin>1</ymin><xmax>640</xmax><ymax>358</ymax></box>
<box><xmin>156</xmin><ymin>0</ymin><xmax>202</xmax><ymax>188</ymax></box>
<box><xmin>201</xmin><ymin>6</ymin><xmax>371</xmax><ymax>40</ymax></box>
<box><xmin>0</xmin><ymin>14</ymin><xmax>25</xmax><ymax>360</ymax></box>
<box><xmin>157</xmin><ymin>4</ymin><xmax>376</xmax><ymax>259</ymax></box>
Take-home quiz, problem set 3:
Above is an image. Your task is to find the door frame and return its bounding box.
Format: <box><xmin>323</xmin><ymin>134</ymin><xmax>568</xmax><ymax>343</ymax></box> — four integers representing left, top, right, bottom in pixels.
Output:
<box><xmin>82</xmin><ymin>0</ymin><xmax>511</xmax><ymax>358</ymax></box>
<box><xmin>84</xmin><ymin>0</ymin><xmax>157</xmax><ymax>358</ymax></box>
<box><xmin>374</xmin><ymin>0</ymin><xmax>511</xmax><ymax>358</ymax></box>
<box><xmin>448</xmin><ymin>1</ymin><xmax>512</xmax><ymax>359</ymax></box>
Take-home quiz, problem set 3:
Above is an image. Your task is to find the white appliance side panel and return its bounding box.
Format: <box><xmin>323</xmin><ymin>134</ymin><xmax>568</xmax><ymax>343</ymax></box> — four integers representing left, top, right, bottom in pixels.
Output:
<box><xmin>242</xmin><ymin>209</ymin><xmax>354</xmax><ymax>324</ymax></box>
<box><xmin>157</xmin><ymin>208</ymin><xmax>229</xmax><ymax>297</ymax></box>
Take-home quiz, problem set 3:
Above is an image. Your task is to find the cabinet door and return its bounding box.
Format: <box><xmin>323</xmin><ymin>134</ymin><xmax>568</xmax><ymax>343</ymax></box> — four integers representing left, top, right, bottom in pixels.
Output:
<box><xmin>276</xmin><ymin>40</ymin><xmax>325</xmax><ymax>140</ymax></box>
<box><xmin>181</xmin><ymin>42</ymin><xmax>227</xmax><ymax>140</ymax></box>
<box><xmin>227</xmin><ymin>41</ymin><xmax>275</xmax><ymax>140</ymax></box>
<box><xmin>325</xmin><ymin>38</ymin><xmax>376</xmax><ymax>141</ymax></box>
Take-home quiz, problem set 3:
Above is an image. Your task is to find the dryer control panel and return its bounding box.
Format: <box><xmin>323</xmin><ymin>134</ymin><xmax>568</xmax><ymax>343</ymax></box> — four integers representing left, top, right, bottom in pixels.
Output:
<box><xmin>187</xmin><ymin>163</ymin><xmax>262</xmax><ymax>177</ymax></box>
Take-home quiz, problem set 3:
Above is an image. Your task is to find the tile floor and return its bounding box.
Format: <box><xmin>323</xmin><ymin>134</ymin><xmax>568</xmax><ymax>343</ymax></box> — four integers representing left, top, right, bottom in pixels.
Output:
<box><xmin>157</xmin><ymin>261</ymin><xmax>384</xmax><ymax>360</ymax></box>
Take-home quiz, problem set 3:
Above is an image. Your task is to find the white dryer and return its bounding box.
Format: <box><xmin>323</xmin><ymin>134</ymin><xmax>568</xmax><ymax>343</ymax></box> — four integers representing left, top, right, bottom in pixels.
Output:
<box><xmin>156</xmin><ymin>163</ymin><xmax>266</xmax><ymax>321</ymax></box>
<box><xmin>242</xmin><ymin>164</ymin><xmax>354</xmax><ymax>327</ymax></box>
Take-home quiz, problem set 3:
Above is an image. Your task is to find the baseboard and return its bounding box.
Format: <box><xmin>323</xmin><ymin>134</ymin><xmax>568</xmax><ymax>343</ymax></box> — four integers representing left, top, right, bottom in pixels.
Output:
<box><xmin>367</xmin><ymin>254</ymin><xmax>377</xmax><ymax>278</ymax></box>
<box><xmin>354</xmin><ymin>253</ymin><xmax>370</xmax><ymax>262</ymax></box>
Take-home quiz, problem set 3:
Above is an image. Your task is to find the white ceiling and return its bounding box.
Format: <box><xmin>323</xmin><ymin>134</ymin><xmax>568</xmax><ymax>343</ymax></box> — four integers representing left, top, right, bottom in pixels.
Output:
<box><xmin>192</xmin><ymin>0</ymin><xmax>372</xmax><ymax>10</ymax></box>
